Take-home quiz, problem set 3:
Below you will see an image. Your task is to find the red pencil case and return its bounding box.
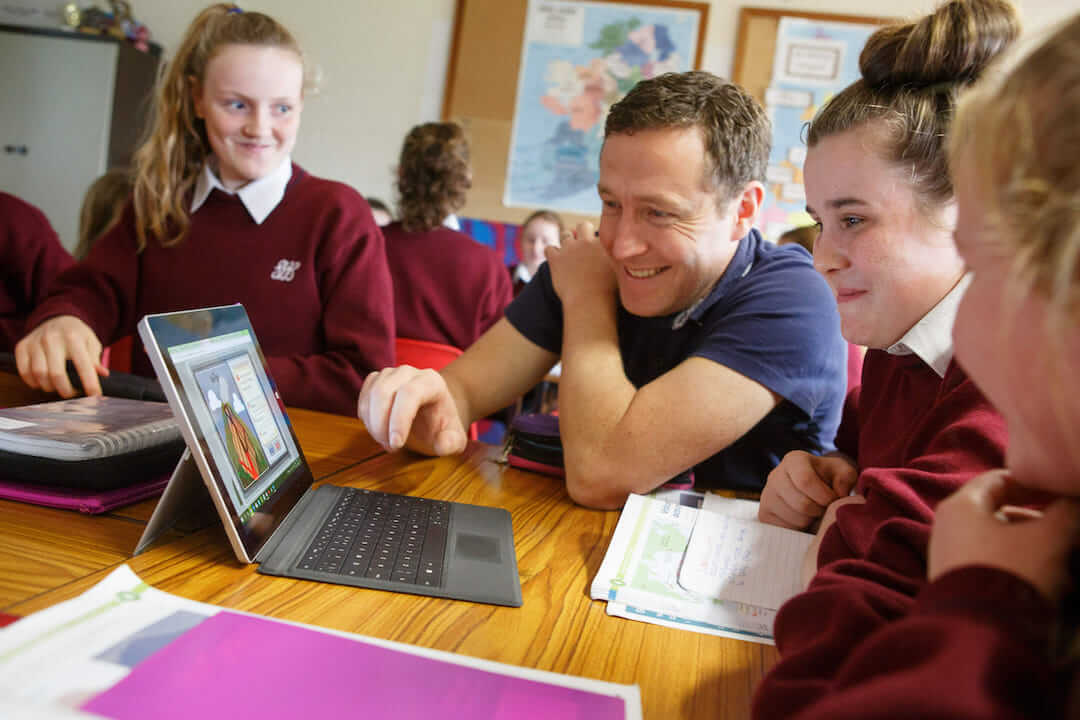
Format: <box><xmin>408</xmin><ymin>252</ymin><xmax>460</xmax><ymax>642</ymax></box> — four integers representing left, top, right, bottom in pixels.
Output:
<box><xmin>505</xmin><ymin>413</ymin><xmax>564</xmax><ymax>478</ymax></box>
<box><xmin>504</xmin><ymin>414</ymin><xmax>698</xmax><ymax>489</ymax></box>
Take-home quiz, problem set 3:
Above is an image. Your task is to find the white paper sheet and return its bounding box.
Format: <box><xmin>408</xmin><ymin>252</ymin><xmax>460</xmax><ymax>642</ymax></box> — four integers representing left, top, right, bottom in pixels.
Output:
<box><xmin>678</xmin><ymin>497</ymin><xmax>813</xmax><ymax>610</ymax></box>
<box><xmin>591</xmin><ymin>494</ymin><xmax>776</xmax><ymax>645</ymax></box>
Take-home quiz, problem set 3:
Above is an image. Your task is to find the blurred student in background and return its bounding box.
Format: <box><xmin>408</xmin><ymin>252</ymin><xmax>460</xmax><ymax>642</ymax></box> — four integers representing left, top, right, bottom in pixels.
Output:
<box><xmin>75</xmin><ymin>168</ymin><xmax>133</xmax><ymax>260</ymax></box>
<box><xmin>382</xmin><ymin>121</ymin><xmax>512</xmax><ymax>351</ymax></box>
<box><xmin>512</xmin><ymin>210</ymin><xmax>563</xmax><ymax>296</ymax></box>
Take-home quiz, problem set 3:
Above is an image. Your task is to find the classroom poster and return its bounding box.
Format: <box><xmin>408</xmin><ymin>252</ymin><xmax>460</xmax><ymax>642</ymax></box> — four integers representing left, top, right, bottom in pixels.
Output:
<box><xmin>758</xmin><ymin>17</ymin><xmax>880</xmax><ymax>242</ymax></box>
<box><xmin>504</xmin><ymin>0</ymin><xmax>703</xmax><ymax>216</ymax></box>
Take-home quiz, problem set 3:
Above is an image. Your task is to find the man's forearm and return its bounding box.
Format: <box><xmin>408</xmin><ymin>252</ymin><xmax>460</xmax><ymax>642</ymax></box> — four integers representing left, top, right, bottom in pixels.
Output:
<box><xmin>559</xmin><ymin>295</ymin><xmax>642</xmax><ymax>508</ymax></box>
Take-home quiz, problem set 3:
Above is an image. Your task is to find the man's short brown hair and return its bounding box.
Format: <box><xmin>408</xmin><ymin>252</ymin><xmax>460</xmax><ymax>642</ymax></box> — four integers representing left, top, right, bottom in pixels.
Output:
<box><xmin>604</xmin><ymin>71</ymin><xmax>770</xmax><ymax>201</ymax></box>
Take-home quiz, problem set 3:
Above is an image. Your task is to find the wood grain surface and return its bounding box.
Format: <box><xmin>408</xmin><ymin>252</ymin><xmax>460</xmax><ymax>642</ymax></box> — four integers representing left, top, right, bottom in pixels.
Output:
<box><xmin>5</xmin><ymin>439</ymin><xmax>778</xmax><ymax>719</ymax></box>
<box><xmin>0</xmin><ymin>374</ymin><xmax>779</xmax><ymax>719</ymax></box>
<box><xmin>0</xmin><ymin>501</ymin><xmax>163</xmax><ymax>608</ymax></box>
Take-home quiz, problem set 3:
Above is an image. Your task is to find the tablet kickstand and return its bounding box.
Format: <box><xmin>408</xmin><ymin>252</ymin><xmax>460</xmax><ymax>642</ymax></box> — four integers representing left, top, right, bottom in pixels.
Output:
<box><xmin>133</xmin><ymin>449</ymin><xmax>218</xmax><ymax>555</ymax></box>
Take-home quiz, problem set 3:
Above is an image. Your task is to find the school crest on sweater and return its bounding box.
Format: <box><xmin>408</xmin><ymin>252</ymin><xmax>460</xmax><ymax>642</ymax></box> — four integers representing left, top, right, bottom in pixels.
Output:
<box><xmin>270</xmin><ymin>259</ymin><xmax>301</xmax><ymax>282</ymax></box>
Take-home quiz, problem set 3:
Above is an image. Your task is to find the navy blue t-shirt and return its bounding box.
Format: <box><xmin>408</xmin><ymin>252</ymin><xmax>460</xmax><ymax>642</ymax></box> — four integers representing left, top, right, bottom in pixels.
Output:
<box><xmin>505</xmin><ymin>229</ymin><xmax>846</xmax><ymax>491</ymax></box>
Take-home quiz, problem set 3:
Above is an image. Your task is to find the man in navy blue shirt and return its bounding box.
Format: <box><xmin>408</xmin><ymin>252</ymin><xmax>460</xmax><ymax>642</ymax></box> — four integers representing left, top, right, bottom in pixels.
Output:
<box><xmin>359</xmin><ymin>71</ymin><xmax>846</xmax><ymax>509</ymax></box>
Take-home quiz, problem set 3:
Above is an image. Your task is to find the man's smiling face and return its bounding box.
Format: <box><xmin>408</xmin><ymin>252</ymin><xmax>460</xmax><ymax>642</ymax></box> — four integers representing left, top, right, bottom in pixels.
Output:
<box><xmin>596</xmin><ymin>126</ymin><xmax>742</xmax><ymax>317</ymax></box>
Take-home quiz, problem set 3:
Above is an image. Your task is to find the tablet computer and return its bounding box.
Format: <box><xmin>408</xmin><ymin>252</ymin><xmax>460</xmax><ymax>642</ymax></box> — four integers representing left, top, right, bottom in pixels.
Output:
<box><xmin>136</xmin><ymin>304</ymin><xmax>521</xmax><ymax>607</ymax></box>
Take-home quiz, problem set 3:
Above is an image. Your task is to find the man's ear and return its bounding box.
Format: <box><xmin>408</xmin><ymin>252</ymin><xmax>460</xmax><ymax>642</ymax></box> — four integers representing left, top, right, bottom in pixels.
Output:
<box><xmin>729</xmin><ymin>181</ymin><xmax>764</xmax><ymax>241</ymax></box>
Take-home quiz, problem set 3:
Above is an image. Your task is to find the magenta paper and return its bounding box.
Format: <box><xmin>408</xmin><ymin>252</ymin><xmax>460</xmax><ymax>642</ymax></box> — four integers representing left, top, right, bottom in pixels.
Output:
<box><xmin>83</xmin><ymin>611</ymin><xmax>625</xmax><ymax>720</ymax></box>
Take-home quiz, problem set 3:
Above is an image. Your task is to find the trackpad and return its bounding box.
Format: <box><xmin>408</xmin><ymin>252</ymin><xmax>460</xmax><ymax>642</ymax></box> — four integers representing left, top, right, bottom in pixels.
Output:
<box><xmin>442</xmin><ymin>504</ymin><xmax>521</xmax><ymax>607</ymax></box>
<box><xmin>454</xmin><ymin>533</ymin><xmax>501</xmax><ymax>563</ymax></box>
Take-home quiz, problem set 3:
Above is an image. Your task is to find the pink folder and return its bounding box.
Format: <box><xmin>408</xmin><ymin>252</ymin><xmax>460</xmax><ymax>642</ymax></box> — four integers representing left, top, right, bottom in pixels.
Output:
<box><xmin>0</xmin><ymin>473</ymin><xmax>168</xmax><ymax>514</ymax></box>
<box><xmin>83</xmin><ymin>611</ymin><xmax>627</xmax><ymax>719</ymax></box>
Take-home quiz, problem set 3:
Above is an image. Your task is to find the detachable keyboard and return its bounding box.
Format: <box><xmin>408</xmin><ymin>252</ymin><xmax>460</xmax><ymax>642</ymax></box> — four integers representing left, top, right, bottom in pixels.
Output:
<box><xmin>296</xmin><ymin>488</ymin><xmax>449</xmax><ymax>588</ymax></box>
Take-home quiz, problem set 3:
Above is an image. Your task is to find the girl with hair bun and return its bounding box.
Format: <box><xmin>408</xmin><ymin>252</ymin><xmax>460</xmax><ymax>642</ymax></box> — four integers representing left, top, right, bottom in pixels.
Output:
<box><xmin>756</xmin><ymin>11</ymin><xmax>1080</xmax><ymax>717</ymax></box>
<box><xmin>15</xmin><ymin>4</ymin><xmax>394</xmax><ymax>416</ymax></box>
<box><xmin>754</xmin><ymin>0</ymin><xmax>1022</xmax><ymax>715</ymax></box>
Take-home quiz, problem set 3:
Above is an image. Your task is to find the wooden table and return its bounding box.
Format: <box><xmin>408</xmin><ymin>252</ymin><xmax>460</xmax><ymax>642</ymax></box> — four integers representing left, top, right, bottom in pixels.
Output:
<box><xmin>0</xmin><ymin>385</ymin><xmax>778</xmax><ymax>718</ymax></box>
<box><xmin>0</xmin><ymin>382</ymin><xmax>386</xmax><ymax>607</ymax></box>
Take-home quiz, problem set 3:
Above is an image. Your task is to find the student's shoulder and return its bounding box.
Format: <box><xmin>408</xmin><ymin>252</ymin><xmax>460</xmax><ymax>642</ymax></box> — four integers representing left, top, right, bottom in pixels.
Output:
<box><xmin>389</xmin><ymin>224</ymin><xmax>503</xmax><ymax>263</ymax></box>
<box><xmin>289</xmin><ymin>167</ymin><xmax>360</xmax><ymax>201</ymax></box>
<box><xmin>0</xmin><ymin>193</ymin><xmax>67</xmax><ymax>266</ymax></box>
<box><xmin>285</xmin><ymin>167</ymin><xmax>383</xmax><ymax>231</ymax></box>
<box><xmin>287</xmin><ymin>166</ymin><xmax>379</xmax><ymax>216</ymax></box>
<box><xmin>411</xmin><ymin>224</ymin><xmax>488</xmax><ymax>248</ymax></box>
<box><xmin>0</xmin><ymin>191</ymin><xmax>55</xmax><ymax>234</ymax></box>
<box><xmin>939</xmin><ymin>358</ymin><xmax>1004</xmax><ymax>417</ymax></box>
<box><xmin>444</xmin><ymin>227</ymin><xmax>505</xmax><ymax>264</ymax></box>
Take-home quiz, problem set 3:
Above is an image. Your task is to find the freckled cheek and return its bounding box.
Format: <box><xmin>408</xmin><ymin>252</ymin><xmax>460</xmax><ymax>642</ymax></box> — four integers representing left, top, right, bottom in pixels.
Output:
<box><xmin>848</xmin><ymin>240</ymin><xmax>902</xmax><ymax>288</ymax></box>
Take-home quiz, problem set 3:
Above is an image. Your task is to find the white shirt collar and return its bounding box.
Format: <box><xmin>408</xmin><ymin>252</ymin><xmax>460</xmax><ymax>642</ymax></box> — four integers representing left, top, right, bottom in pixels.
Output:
<box><xmin>190</xmin><ymin>157</ymin><xmax>293</xmax><ymax>224</ymax></box>
<box><xmin>885</xmin><ymin>274</ymin><xmax>972</xmax><ymax>377</ymax></box>
<box><xmin>513</xmin><ymin>263</ymin><xmax>533</xmax><ymax>284</ymax></box>
<box><xmin>443</xmin><ymin>214</ymin><xmax>461</xmax><ymax>231</ymax></box>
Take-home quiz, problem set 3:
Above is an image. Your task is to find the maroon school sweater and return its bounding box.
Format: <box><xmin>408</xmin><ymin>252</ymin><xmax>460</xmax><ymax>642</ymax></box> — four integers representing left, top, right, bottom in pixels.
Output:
<box><xmin>26</xmin><ymin>166</ymin><xmax>395</xmax><ymax>416</ymax></box>
<box><xmin>754</xmin><ymin>565</ymin><xmax>1072</xmax><ymax>719</ymax></box>
<box><xmin>753</xmin><ymin>350</ymin><xmax>1012</xmax><ymax>719</ymax></box>
<box><xmin>0</xmin><ymin>192</ymin><xmax>74</xmax><ymax>350</ymax></box>
<box><xmin>382</xmin><ymin>222</ymin><xmax>512</xmax><ymax>350</ymax></box>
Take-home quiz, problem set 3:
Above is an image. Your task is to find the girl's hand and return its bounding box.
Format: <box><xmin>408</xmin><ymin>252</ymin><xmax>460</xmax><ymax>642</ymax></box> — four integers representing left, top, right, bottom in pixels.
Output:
<box><xmin>759</xmin><ymin>451</ymin><xmax>858</xmax><ymax>530</ymax></box>
<box><xmin>14</xmin><ymin>315</ymin><xmax>108</xmax><ymax>397</ymax></box>
<box><xmin>929</xmin><ymin>470</ymin><xmax>1080</xmax><ymax>604</ymax></box>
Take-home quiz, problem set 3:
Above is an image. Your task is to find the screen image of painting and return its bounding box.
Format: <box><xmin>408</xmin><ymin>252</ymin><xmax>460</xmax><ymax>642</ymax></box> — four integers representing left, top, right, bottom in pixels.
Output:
<box><xmin>193</xmin><ymin>357</ymin><xmax>283</xmax><ymax>491</ymax></box>
<box><xmin>505</xmin><ymin>0</ymin><xmax>702</xmax><ymax>216</ymax></box>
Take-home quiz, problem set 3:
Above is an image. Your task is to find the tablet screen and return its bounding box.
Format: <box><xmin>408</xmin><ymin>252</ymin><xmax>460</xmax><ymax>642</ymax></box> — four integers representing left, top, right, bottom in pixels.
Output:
<box><xmin>140</xmin><ymin>305</ymin><xmax>313</xmax><ymax>559</ymax></box>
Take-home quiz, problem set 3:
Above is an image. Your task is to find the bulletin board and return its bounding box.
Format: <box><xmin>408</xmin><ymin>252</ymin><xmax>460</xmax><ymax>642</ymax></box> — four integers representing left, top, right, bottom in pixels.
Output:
<box><xmin>442</xmin><ymin>0</ymin><xmax>708</xmax><ymax>227</ymax></box>
<box><xmin>731</xmin><ymin>7</ymin><xmax>894</xmax><ymax>105</ymax></box>
<box><xmin>731</xmin><ymin>7</ymin><xmax>894</xmax><ymax>240</ymax></box>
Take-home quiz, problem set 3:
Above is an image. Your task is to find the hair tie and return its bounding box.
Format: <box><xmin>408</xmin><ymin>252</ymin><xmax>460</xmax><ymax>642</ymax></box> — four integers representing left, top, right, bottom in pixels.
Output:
<box><xmin>922</xmin><ymin>80</ymin><xmax>956</xmax><ymax>94</ymax></box>
<box><xmin>227</xmin><ymin>5</ymin><xmax>243</xmax><ymax>13</ymax></box>
<box><xmin>874</xmin><ymin>79</ymin><xmax>958</xmax><ymax>96</ymax></box>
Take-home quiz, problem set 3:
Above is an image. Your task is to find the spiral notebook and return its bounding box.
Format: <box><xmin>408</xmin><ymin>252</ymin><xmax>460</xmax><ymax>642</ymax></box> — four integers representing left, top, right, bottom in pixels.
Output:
<box><xmin>0</xmin><ymin>396</ymin><xmax>180</xmax><ymax>459</ymax></box>
<box><xmin>0</xmin><ymin>396</ymin><xmax>185</xmax><ymax>490</ymax></box>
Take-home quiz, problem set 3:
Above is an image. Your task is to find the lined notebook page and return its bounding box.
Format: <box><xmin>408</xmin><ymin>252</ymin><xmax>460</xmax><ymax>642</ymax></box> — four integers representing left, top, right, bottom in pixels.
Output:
<box><xmin>678</xmin><ymin>495</ymin><xmax>812</xmax><ymax>610</ymax></box>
